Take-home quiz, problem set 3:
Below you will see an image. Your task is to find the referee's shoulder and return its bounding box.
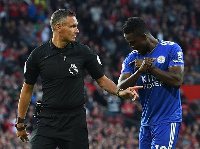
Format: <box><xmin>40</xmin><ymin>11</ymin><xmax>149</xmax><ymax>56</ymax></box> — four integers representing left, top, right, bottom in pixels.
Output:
<box><xmin>71</xmin><ymin>41</ymin><xmax>91</xmax><ymax>52</ymax></box>
<box><xmin>72</xmin><ymin>41</ymin><xmax>89</xmax><ymax>48</ymax></box>
<box><xmin>31</xmin><ymin>41</ymin><xmax>49</xmax><ymax>55</ymax></box>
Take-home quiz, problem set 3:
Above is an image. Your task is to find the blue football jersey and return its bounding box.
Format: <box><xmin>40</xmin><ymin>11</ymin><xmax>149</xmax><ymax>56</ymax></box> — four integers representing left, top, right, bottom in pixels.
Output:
<box><xmin>121</xmin><ymin>40</ymin><xmax>184</xmax><ymax>126</ymax></box>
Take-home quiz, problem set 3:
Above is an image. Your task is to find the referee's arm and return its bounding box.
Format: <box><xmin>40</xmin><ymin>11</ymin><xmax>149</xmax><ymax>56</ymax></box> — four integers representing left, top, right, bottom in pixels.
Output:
<box><xmin>18</xmin><ymin>83</ymin><xmax>34</xmax><ymax>119</ymax></box>
<box><xmin>96</xmin><ymin>75</ymin><xmax>119</xmax><ymax>95</ymax></box>
<box><xmin>16</xmin><ymin>82</ymin><xmax>34</xmax><ymax>142</ymax></box>
<box><xmin>95</xmin><ymin>75</ymin><xmax>142</xmax><ymax>99</ymax></box>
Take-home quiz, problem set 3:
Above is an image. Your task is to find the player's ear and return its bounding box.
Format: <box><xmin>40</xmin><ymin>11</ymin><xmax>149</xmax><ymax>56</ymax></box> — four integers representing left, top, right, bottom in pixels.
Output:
<box><xmin>141</xmin><ymin>33</ymin><xmax>147</xmax><ymax>40</ymax></box>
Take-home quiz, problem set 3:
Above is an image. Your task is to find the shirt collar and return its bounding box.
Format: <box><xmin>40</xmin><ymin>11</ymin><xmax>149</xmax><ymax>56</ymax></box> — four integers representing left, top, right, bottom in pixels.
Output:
<box><xmin>49</xmin><ymin>40</ymin><xmax>73</xmax><ymax>50</ymax></box>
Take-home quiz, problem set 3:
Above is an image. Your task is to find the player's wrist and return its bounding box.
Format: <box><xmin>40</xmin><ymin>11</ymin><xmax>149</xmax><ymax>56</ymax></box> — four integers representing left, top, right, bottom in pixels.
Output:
<box><xmin>137</xmin><ymin>67</ymin><xmax>144</xmax><ymax>73</ymax></box>
<box><xmin>148</xmin><ymin>65</ymin><xmax>155</xmax><ymax>72</ymax></box>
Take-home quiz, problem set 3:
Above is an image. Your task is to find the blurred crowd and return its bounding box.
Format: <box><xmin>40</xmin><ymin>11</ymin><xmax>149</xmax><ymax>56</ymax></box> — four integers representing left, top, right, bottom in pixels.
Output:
<box><xmin>0</xmin><ymin>0</ymin><xmax>200</xmax><ymax>148</ymax></box>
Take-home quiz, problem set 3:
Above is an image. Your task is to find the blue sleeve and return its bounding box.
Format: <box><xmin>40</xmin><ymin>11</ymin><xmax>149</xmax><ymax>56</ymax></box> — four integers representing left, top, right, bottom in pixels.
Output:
<box><xmin>169</xmin><ymin>44</ymin><xmax>184</xmax><ymax>67</ymax></box>
<box><xmin>121</xmin><ymin>52</ymin><xmax>137</xmax><ymax>74</ymax></box>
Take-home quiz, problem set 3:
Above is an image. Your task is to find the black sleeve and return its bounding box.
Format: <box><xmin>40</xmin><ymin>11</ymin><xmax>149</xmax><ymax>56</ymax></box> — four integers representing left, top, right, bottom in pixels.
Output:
<box><xmin>84</xmin><ymin>46</ymin><xmax>104</xmax><ymax>79</ymax></box>
<box><xmin>24</xmin><ymin>50</ymin><xmax>40</xmax><ymax>84</ymax></box>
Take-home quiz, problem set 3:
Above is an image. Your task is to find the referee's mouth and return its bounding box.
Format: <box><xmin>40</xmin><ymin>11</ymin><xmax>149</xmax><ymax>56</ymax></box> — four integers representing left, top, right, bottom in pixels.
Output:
<box><xmin>72</xmin><ymin>35</ymin><xmax>77</xmax><ymax>40</ymax></box>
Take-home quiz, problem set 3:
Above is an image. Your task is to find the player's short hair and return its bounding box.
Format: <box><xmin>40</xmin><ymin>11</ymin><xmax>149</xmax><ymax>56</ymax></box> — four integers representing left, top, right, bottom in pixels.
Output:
<box><xmin>50</xmin><ymin>9</ymin><xmax>76</xmax><ymax>31</ymax></box>
<box><xmin>123</xmin><ymin>17</ymin><xmax>149</xmax><ymax>35</ymax></box>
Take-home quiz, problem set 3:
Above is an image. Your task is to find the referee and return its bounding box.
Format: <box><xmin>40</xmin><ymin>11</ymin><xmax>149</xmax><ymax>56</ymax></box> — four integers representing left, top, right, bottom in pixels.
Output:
<box><xmin>16</xmin><ymin>9</ymin><xmax>142</xmax><ymax>149</ymax></box>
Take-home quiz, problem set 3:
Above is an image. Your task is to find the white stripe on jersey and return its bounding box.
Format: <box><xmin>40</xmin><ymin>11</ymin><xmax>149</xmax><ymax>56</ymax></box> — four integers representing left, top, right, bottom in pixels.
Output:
<box><xmin>168</xmin><ymin>122</ymin><xmax>176</xmax><ymax>149</ymax></box>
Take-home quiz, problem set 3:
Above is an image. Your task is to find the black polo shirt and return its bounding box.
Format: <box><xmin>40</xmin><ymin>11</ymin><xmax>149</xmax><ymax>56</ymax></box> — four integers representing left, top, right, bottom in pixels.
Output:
<box><xmin>24</xmin><ymin>40</ymin><xmax>104</xmax><ymax>110</ymax></box>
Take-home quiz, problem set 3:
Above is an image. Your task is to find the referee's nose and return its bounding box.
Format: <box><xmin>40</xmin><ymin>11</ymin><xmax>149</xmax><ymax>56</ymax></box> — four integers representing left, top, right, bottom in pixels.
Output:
<box><xmin>75</xmin><ymin>27</ymin><xmax>79</xmax><ymax>34</ymax></box>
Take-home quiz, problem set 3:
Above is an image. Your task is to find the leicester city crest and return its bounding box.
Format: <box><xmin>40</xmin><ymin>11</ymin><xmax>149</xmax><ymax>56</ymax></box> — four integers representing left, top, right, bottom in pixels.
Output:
<box><xmin>157</xmin><ymin>56</ymin><xmax>165</xmax><ymax>63</ymax></box>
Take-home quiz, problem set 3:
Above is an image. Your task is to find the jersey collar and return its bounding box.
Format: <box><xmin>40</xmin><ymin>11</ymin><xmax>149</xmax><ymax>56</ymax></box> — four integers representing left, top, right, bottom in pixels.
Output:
<box><xmin>49</xmin><ymin>40</ymin><xmax>73</xmax><ymax>50</ymax></box>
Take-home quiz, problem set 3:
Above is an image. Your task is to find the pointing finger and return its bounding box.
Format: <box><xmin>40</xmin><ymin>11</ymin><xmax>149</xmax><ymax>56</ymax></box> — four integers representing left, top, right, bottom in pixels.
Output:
<box><xmin>131</xmin><ymin>86</ymin><xmax>143</xmax><ymax>89</ymax></box>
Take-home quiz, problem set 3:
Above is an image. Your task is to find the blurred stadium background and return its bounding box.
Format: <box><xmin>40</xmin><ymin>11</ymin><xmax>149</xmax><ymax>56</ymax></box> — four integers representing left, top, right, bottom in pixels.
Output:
<box><xmin>0</xmin><ymin>0</ymin><xmax>200</xmax><ymax>148</ymax></box>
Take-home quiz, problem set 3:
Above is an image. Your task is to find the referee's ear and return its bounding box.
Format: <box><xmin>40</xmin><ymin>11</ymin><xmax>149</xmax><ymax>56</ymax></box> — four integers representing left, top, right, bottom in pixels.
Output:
<box><xmin>55</xmin><ymin>23</ymin><xmax>62</xmax><ymax>33</ymax></box>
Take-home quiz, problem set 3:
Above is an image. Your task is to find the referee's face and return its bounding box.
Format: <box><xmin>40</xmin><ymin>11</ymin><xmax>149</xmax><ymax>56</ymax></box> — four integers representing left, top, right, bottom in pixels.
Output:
<box><xmin>60</xmin><ymin>16</ymin><xmax>79</xmax><ymax>42</ymax></box>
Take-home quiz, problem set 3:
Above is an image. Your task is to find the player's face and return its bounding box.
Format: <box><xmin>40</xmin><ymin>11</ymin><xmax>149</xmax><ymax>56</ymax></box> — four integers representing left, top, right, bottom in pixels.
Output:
<box><xmin>60</xmin><ymin>16</ymin><xmax>79</xmax><ymax>42</ymax></box>
<box><xmin>124</xmin><ymin>33</ymin><xmax>148</xmax><ymax>55</ymax></box>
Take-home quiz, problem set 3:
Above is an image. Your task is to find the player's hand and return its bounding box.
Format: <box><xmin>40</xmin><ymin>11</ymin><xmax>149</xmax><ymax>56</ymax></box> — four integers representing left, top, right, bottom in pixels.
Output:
<box><xmin>138</xmin><ymin>57</ymin><xmax>156</xmax><ymax>72</ymax></box>
<box><xmin>17</xmin><ymin>128</ymin><xmax>29</xmax><ymax>143</ymax></box>
<box><xmin>118</xmin><ymin>86</ymin><xmax>143</xmax><ymax>100</ymax></box>
<box><xmin>129</xmin><ymin>59</ymin><xmax>143</xmax><ymax>71</ymax></box>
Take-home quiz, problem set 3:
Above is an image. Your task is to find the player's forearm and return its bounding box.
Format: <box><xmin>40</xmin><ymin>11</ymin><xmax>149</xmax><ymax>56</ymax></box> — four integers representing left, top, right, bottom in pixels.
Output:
<box><xmin>149</xmin><ymin>66</ymin><xmax>183</xmax><ymax>89</ymax></box>
<box><xmin>118</xmin><ymin>70</ymin><xmax>142</xmax><ymax>89</ymax></box>
<box><xmin>18</xmin><ymin>83</ymin><xmax>34</xmax><ymax>119</ymax></box>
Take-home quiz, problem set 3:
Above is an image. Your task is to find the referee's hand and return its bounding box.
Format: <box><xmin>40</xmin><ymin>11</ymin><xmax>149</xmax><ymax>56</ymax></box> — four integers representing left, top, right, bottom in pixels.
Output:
<box><xmin>118</xmin><ymin>86</ymin><xmax>143</xmax><ymax>100</ymax></box>
<box><xmin>17</xmin><ymin>128</ymin><xmax>29</xmax><ymax>143</ymax></box>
